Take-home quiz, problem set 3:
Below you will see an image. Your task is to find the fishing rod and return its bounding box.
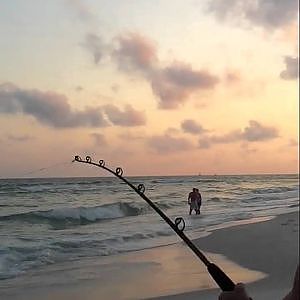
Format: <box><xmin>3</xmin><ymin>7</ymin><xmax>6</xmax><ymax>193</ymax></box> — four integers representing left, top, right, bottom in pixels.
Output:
<box><xmin>73</xmin><ymin>155</ymin><xmax>235</xmax><ymax>291</ymax></box>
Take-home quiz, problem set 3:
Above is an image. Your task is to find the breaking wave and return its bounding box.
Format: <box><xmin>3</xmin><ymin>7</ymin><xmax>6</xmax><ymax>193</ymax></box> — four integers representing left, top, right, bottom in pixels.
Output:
<box><xmin>0</xmin><ymin>202</ymin><xmax>152</xmax><ymax>225</ymax></box>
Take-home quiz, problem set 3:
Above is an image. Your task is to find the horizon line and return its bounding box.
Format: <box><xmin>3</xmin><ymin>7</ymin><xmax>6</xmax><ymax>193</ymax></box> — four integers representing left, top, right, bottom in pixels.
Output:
<box><xmin>0</xmin><ymin>172</ymin><xmax>299</xmax><ymax>180</ymax></box>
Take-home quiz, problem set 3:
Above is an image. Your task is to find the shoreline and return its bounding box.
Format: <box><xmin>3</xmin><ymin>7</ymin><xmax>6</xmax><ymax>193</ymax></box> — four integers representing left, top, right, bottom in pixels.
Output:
<box><xmin>0</xmin><ymin>211</ymin><xmax>298</xmax><ymax>300</ymax></box>
<box><xmin>150</xmin><ymin>211</ymin><xmax>299</xmax><ymax>300</ymax></box>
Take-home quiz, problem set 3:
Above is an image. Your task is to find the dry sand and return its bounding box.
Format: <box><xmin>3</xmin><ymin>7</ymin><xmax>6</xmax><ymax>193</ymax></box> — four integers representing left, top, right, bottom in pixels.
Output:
<box><xmin>149</xmin><ymin>211</ymin><xmax>299</xmax><ymax>300</ymax></box>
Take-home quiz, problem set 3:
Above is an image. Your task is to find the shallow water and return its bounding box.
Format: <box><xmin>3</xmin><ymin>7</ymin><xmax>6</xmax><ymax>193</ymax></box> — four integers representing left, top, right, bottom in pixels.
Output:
<box><xmin>0</xmin><ymin>174</ymin><xmax>298</xmax><ymax>280</ymax></box>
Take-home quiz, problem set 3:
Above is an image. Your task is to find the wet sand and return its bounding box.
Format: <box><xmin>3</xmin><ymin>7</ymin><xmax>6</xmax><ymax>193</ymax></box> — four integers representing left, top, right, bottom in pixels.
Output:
<box><xmin>150</xmin><ymin>211</ymin><xmax>299</xmax><ymax>300</ymax></box>
<box><xmin>0</xmin><ymin>212</ymin><xmax>298</xmax><ymax>300</ymax></box>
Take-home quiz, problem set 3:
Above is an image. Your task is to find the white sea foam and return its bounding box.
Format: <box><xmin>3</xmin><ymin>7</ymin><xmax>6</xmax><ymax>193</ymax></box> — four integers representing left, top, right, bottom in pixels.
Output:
<box><xmin>0</xmin><ymin>174</ymin><xmax>298</xmax><ymax>280</ymax></box>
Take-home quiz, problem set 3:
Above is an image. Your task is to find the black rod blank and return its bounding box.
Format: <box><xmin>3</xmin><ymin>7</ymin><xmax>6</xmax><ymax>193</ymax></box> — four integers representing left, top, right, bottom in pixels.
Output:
<box><xmin>73</xmin><ymin>155</ymin><xmax>235</xmax><ymax>291</ymax></box>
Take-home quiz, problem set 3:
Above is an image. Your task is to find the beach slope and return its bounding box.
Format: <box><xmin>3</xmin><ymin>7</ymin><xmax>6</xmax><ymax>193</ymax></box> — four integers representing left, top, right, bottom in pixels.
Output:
<box><xmin>151</xmin><ymin>211</ymin><xmax>299</xmax><ymax>300</ymax></box>
<box><xmin>0</xmin><ymin>212</ymin><xmax>298</xmax><ymax>300</ymax></box>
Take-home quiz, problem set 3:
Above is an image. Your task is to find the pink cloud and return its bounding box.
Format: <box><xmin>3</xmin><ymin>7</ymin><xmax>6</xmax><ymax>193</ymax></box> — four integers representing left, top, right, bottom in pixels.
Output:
<box><xmin>103</xmin><ymin>104</ymin><xmax>146</xmax><ymax>127</ymax></box>
<box><xmin>199</xmin><ymin>120</ymin><xmax>279</xmax><ymax>148</ymax></box>
<box><xmin>181</xmin><ymin>119</ymin><xmax>207</xmax><ymax>134</ymax></box>
<box><xmin>114</xmin><ymin>33</ymin><xmax>157</xmax><ymax>72</ymax></box>
<box><xmin>112</xmin><ymin>33</ymin><xmax>219</xmax><ymax>109</ymax></box>
<box><xmin>0</xmin><ymin>83</ymin><xmax>107</xmax><ymax>128</ymax></box>
<box><xmin>151</xmin><ymin>63</ymin><xmax>219</xmax><ymax>108</ymax></box>
<box><xmin>0</xmin><ymin>83</ymin><xmax>146</xmax><ymax>129</ymax></box>
<box><xmin>207</xmin><ymin>0</ymin><xmax>298</xmax><ymax>30</ymax></box>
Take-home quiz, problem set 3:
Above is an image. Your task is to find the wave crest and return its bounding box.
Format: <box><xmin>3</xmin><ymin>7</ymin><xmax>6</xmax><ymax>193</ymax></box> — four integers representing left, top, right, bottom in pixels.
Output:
<box><xmin>0</xmin><ymin>202</ymin><xmax>150</xmax><ymax>225</ymax></box>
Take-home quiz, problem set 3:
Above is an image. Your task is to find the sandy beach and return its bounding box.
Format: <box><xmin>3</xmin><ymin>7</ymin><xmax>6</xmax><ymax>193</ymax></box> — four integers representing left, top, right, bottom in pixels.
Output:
<box><xmin>0</xmin><ymin>211</ymin><xmax>298</xmax><ymax>300</ymax></box>
<box><xmin>150</xmin><ymin>211</ymin><xmax>299</xmax><ymax>300</ymax></box>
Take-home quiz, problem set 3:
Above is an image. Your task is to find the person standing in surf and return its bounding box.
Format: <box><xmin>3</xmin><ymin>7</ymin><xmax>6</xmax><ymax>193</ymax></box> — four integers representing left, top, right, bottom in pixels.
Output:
<box><xmin>195</xmin><ymin>188</ymin><xmax>202</xmax><ymax>214</ymax></box>
<box><xmin>188</xmin><ymin>188</ymin><xmax>200</xmax><ymax>215</ymax></box>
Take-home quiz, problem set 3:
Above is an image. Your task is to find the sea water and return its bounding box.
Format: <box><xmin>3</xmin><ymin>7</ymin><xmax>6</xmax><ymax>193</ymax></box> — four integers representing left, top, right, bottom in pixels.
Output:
<box><xmin>0</xmin><ymin>174</ymin><xmax>298</xmax><ymax>281</ymax></box>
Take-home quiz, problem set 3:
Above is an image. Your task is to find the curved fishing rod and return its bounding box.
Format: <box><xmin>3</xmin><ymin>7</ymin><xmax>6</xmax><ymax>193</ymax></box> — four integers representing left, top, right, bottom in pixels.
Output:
<box><xmin>73</xmin><ymin>155</ymin><xmax>235</xmax><ymax>291</ymax></box>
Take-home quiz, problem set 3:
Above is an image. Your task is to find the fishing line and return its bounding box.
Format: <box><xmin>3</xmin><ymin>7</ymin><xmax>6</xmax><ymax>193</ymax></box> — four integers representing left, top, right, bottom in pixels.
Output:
<box><xmin>73</xmin><ymin>155</ymin><xmax>235</xmax><ymax>292</ymax></box>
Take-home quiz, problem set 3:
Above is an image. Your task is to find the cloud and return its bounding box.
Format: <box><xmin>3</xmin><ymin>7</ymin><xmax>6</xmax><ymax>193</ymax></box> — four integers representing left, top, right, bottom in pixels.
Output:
<box><xmin>0</xmin><ymin>83</ymin><xmax>107</xmax><ymax>128</ymax></box>
<box><xmin>147</xmin><ymin>134</ymin><xmax>193</xmax><ymax>154</ymax></box>
<box><xmin>79</xmin><ymin>31</ymin><xmax>224</xmax><ymax>109</ymax></box>
<box><xmin>280</xmin><ymin>56</ymin><xmax>299</xmax><ymax>80</ymax></box>
<box><xmin>112</xmin><ymin>33</ymin><xmax>219</xmax><ymax>109</ymax></box>
<box><xmin>151</xmin><ymin>63</ymin><xmax>219</xmax><ymax>109</ymax></box>
<box><xmin>241</xmin><ymin>120</ymin><xmax>279</xmax><ymax>141</ymax></box>
<box><xmin>82</xmin><ymin>33</ymin><xmax>106</xmax><ymax>64</ymax></box>
<box><xmin>103</xmin><ymin>104</ymin><xmax>146</xmax><ymax>127</ymax></box>
<box><xmin>66</xmin><ymin>0</ymin><xmax>108</xmax><ymax>65</ymax></box>
<box><xmin>207</xmin><ymin>0</ymin><xmax>298</xmax><ymax>29</ymax></box>
<box><xmin>181</xmin><ymin>119</ymin><xmax>207</xmax><ymax>134</ymax></box>
<box><xmin>199</xmin><ymin>120</ymin><xmax>279</xmax><ymax>148</ymax></box>
<box><xmin>114</xmin><ymin>33</ymin><xmax>157</xmax><ymax>73</ymax></box>
<box><xmin>66</xmin><ymin>0</ymin><xmax>107</xmax><ymax>65</ymax></box>
<box><xmin>78</xmin><ymin>32</ymin><xmax>221</xmax><ymax>109</ymax></box>
<box><xmin>0</xmin><ymin>83</ymin><xmax>146</xmax><ymax>129</ymax></box>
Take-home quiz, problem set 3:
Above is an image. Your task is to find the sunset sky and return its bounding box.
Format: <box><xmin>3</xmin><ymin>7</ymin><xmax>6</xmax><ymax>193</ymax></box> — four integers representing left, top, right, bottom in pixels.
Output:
<box><xmin>0</xmin><ymin>0</ymin><xmax>299</xmax><ymax>178</ymax></box>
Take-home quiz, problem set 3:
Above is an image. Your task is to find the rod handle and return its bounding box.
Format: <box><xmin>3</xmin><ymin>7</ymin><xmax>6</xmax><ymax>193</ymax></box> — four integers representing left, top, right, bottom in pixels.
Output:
<box><xmin>207</xmin><ymin>263</ymin><xmax>235</xmax><ymax>291</ymax></box>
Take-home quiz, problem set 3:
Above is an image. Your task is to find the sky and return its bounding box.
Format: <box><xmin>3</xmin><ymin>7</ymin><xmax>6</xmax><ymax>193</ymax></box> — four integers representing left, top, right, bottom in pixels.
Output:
<box><xmin>0</xmin><ymin>0</ymin><xmax>299</xmax><ymax>178</ymax></box>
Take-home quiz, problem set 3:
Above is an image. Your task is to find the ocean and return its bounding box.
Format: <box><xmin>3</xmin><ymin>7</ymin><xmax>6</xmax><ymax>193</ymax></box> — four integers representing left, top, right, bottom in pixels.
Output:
<box><xmin>0</xmin><ymin>174</ymin><xmax>298</xmax><ymax>282</ymax></box>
